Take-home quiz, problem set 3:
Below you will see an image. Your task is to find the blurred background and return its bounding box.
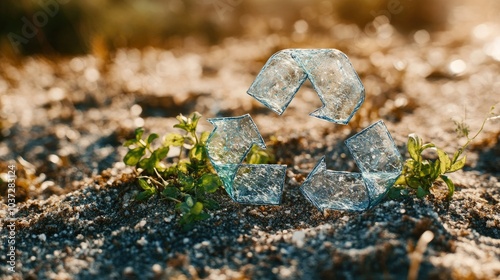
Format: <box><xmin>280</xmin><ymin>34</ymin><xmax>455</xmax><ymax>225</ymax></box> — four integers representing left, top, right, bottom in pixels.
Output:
<box><xmin>1</xmin><ymin>0</ymin><xmax>499</xmax><ymax>200</ymax></box>
<box><xmin>0</xmin><ymin>0</ymin><xmax>458</xmax><ymax>56</ymax></box>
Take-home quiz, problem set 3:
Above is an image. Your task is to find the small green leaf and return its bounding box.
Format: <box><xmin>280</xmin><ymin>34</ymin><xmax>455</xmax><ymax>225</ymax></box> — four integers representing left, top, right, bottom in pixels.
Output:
<box><xmin>136</xmin><ymin>189</ymin><xmax>155</xmax><ymax>201</ymax></box>
<box><xmin>174</xmin><ymin>114</ymin><xmax>190</xmax><ymax>132</ymax></box>
<box><xmin>404</xmin><ymin>159</ymin><xmax>418</xmax><ymax>172</ymax></box>
<box><xmin>407</xmin><ymin>134</ymin><xmax>422</xmax><ymax>161</ymax></box>
<box><xmin>448</xmin><ymin>155</ymin><xmax>466</xmax><ymax>173</ymax></box>
<box><xmin>417</xmin><ymin>186</ymin><xmax>428</xmax><ymax>198</ymax></box>
<box><xmin>164</xmin><ymin>133</ymin><xmax>185</xmax><ymax>147</ymax></box>
<box><xmin>190</xmin><ymin>201</ymin><xmax>204</xmax><ymax>215</ymax></box>
<box><xmin>154</xmin><ymin>147</ymin><xmax>170</xmax><ymax>161</ymax></box>
<box><xmin>189</xmin><ymin>144</ymin><xmax>206</xmax><ymax>162</ymax></box>
<box><xmin>420</xmin><ymin>161</ymin><xmax>432</xmax><ymax>176</ymax></box>
<box><xmin>421</xmin><ymin>143</ymin><xmax>436</xmax><ymax>150</ymax></box>
<box><xmin>198</xmin><ymin>173</ymin><xmax>221</xmax><ymax>193</ymax></box>
<box><xmin>185</xmin><ymin>196</ymin><xmax>194</xmax><ymax>208</ymax></box>
<box><xmin>179</xmin><ymin>173</ymin><xmax>195</xmax><ymax>191</ymax></box>
<box><xmin>388</xmin><ymin>186</ymin><xmax>402</xmax><ymax>199</ymax></box>
<box><xmin>247</xmin><ymin>146</ymin><xmax>270</xmax><ymax>164</ymax></box>
<box><xmin>177</xmin><ymin>160</ymin><xmax>189</xmax><ymax>174</ymax></box>
<box><xmin>138</xmin><ymin>156</ymin><xmax>155</xmax><ymax>174</ymax></box>
<box><xmin>200</xmin><ymin>131</ymin><xmax>211</xmax><ymax>144</ymax></box>
<box><xmin>174</xmin><ymin>123</ymin><xmax>189</xmax><ymax>132</ymax></box>
<box><xmin>394</xmin><ymin>174</ymin><xmax>407</xmax><ymax>186</ymax></box>
<box><xmin>440</xmin><ymin>175</ymin><xmax>455</xmax><ymax>199</ymax></box>
<box><xmin>135</xmin><ymin>127</ymin><xmax>144</xmax><ymax>141</ymax></box>
<box><xmin>246</xmin><ymin>144</ymin><xmax>272</xmax><ymax>164</ymax></box>
<box><xmin>430</xmin><ymin>160</ymin><xmax>441</xmax><ymax>180</ymax></box>
<box><xmin>162</xmin><ymin>186</ymin><xmax>180</xmax><ymax>199</ymax></box>
<box><xmin>189</xmin><ymin>112</ymin><xmax>202</xmax><ymax>130</ymax></box>
<box><xmin>123</xmin><ymin>139</ymin><xmax>137</xmax><ymax>147</ymax></box>
<box><xmin>124</xmin><ymin>147</ymin><xmax>146</xmax><ymax>166</ymax></box>
<box><xmin>176</xmin><ymin>202</ymin><xmax>191</xmax><ymax>214</ymax></box>
<box><xmin>437</xmin><ymin>148</ymin><xmax>451</xmax><ymax>173</ymax></box>
<box><xmin>138</xmin><ymin>178</ymin><xmax>153</xmax><ymax>191</ymax></box>
<box><xmin>147</xmin><ymin>133</ymin><xmax>159</xmax><ymax>145</ymax></box>
<box><xmin>138</xmin><ymin>147</ymin><xmax>168</xmax><ymax>174</ymax></box>
<box><xmin>407</xmin><ymin>177</ymin><xmax>421</xmax><ymax>189</ymax></box>
<box><xmin>176</xmin><ymin>114</ymin><xmax>188</xmax><ymax>123</ymax></box>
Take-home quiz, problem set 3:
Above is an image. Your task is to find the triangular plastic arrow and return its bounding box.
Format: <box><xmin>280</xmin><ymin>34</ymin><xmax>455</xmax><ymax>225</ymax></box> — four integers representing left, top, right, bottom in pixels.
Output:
<box><xmin>300</xmin><ymin>120</ymin><xmax>403</xmax><ymax>211</ymax></box>
<box><xmin>207</xmin><ymin>115</ymin><xmax>265</xmax><ymax>164</ymax></box>
<box><xmin>248</xmin><ymin>49</ymin><xmax>365</xmax><ymax>124</ymax></box>
<box><xmin>300</xmin><ymin>157</ymin><xmax>370</xmax><ymax>212</ymax></box>
<box><xmin>206</xmin><ymin>114</ymin><xmax>287</xmax><ymax>205</ymax></box>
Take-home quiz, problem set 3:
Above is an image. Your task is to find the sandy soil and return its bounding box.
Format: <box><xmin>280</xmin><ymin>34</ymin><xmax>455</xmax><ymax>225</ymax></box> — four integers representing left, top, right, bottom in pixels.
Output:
<box><xmin>1</xmin><ymin>1</ymin><xmax>500</xmax><ymax>279</ymax></box>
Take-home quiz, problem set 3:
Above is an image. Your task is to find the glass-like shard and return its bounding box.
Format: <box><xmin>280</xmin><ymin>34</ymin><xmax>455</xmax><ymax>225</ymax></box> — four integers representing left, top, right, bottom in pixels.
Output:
<box><xmin>212</xmin><ymin>163</ymin><xmax>240</xmax><ymax>198</ymax></box>
<box><xmin>232</xmin><ymin>164</ymin><xmax>287</xmax><ymax>205</ymax></box>
<box><xmin>206</xmin><ymin>114</ymin><xmax>286</xmax><ymax>205</ymax></box>
<box><xmin>300</xmin><ymin>158</ymin><xmax>369</xmax><ymax>212</ymax></box>
<box><xmin>345</xmin><ymin>120</ymin><xmax>403</xmax><ymax>174</ymax></box>
<box><xmin>292</xmin><ymin>50</ymin><xmax>365</xmax><ymax>124</ymax></box>
<box><xmin>247</xmin><ymin>49</ymin><xmax>364</xmax><ymax>124</ymax></box>
<box><xmin>362</xmin><ymin>172</ymin><xmax>400</xmax><ymax>208</ymax></box>
<box><xmin>247</xmin><ymin>50</ymin><xmax>308</xmax><ymax>115</ymax></box>
<box><xmin>301</xmin><ymin>121</ymin><xmax>402</xmax><ymax>212</ymax></box>
<box><xmin>345</xmin><ymin>120</ymin><xmax>403</xmax><ymax>208</ymax></box>
<box><xmin>207</xmin><ymin>114</ymin><xmax>266</xmax><ymax>165</ymax></box>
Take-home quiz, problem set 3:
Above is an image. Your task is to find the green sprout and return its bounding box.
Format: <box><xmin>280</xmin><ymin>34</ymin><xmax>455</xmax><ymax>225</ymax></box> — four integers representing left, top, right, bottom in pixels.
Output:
<box><xmin>123</xmin><ymin>112</ymin><xmax>220</xmax><ymax>229</ymax></box>
<box><xmin>390</xmin><ymin>106</ymin><xmax>496</xmax><ymax>199</ymax></box>
<box><xmin>246</xmin><ymin>143</ymin><xmax>275</xmax><ymax>164</ymax></box>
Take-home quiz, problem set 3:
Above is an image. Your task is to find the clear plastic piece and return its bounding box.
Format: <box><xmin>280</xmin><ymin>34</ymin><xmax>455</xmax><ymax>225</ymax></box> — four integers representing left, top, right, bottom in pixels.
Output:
<box><xmin>248</xmin><ymin>49</ymin><xmax>365</xmax><ymax>124</ymax></box>
<box><xmin>301</xmin><ymin>120</ymin><xmax>403</xmax><ymax>211</ymax></box>
<box><xmin>206</xmin><ymin>114</ymin><xmax>287</xmax><ymax>205</ymax></box>
<box><xmin>231</xmin><ymin>164</ymin><xmax>286</xmax><ymax>205</ymax></box>
<box><xmin>300</xmin><ymin>158</ymin><xmax>370</xmax><ymax>212</ymax></box>
<box><xmin>345</xmin><ymin>120</ymin><xmax>403</xmax><ymax>206</ymax></box>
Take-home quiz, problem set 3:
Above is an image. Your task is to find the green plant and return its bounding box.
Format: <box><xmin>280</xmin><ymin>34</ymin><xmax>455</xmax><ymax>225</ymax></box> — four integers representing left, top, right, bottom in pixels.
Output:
<box><xmin>246</xmin><ymin>144</ymin><xmax>275</xmax><ymax>164</ymax></box>
<box><xmin>389</xmin><ymin>106</ymin><xmax>496</xmax><ymax>199</ymax></box>
<box><xmin>123</xmin><ymin>112</ymin><xmax>222</xmax><ymax>229</ymax></box>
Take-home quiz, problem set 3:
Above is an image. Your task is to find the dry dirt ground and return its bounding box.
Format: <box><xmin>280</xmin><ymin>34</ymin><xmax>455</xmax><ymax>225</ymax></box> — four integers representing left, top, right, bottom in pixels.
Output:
<box><xmin>1</xmin><ymin>2</ymin><xmax>500</xmax><ymax>280</ymax></box>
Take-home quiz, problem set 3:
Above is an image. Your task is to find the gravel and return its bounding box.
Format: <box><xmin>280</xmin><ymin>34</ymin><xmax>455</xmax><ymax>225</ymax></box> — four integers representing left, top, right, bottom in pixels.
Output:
<box><xmin>1</xmin><ymin>169</ymin><xmax>499</xmax><ymax>279</ymax></box>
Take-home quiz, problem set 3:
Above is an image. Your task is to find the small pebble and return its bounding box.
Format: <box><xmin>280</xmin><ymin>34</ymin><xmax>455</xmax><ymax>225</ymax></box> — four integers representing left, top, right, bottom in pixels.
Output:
<box><xmin>137</xmin><ymin>237</ymin><xmax>148</xmax><ymax>246</ymax></box>
<box><xmin>38</xmin><ymin>234</ymin><xmax>47</xmax><ymax>242</ymax></box>
<box><xmin>152</xmin><ymin>264</ymin><xmax>162</xmax><ymax>274</ymax></box>
<box><xmin>292</xmin><ymin>231</ymin><xmax>306</xmax><ymax>248</ymax></box>
<box><xmin>123</xmin><ymin>267</ymin><xmax>134</xmax><ymax>276</ymax></box>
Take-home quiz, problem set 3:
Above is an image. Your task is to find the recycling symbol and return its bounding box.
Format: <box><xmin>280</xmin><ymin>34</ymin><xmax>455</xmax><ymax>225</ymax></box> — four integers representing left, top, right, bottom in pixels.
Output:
<box><xmin>206</xmin><ymin>49</ymin><xmax>403</xmax><ymax>211</ymax></box>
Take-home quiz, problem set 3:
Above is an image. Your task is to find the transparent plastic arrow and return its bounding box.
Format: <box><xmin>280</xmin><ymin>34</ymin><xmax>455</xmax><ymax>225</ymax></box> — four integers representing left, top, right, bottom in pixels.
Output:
<box><xmin>206</xmin><ymin>114</ymin><xmax>287</xmax><ymax>205</ymax></box>
<box><xmin>300</xmin><ymin>120</ymin><xmax>403</xmax><ymax>212</ymax></box>
<box><xmin>248</xmin><ymin>49</ymin><xmax>365</xmax><ymax>124</ymax></box>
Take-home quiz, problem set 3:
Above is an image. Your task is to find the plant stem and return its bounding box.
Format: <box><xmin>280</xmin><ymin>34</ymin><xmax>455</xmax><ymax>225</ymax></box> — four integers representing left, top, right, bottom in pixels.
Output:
<box><xmin>138</xmin><ymin>176</ymin><xmax>163</xmax><ymax>187</ymax></box>
<box><xmin>154</xmin><ymin>168</ymin><xmax>168</xmax><ymax>186</ymax></box>
<box><xmin>178</xmin><ymin>146</ymin><xmax>184</xmax><ymax>161</ymax></box>
<box><xmin>453</xmin><ymin>106</ymin><xmax>494</xmax><ymax>162</ymax></box>
<box><xmin>139</xmin><ymin>139</ymin><xmax>155</xmax><ymax>154</ymax></box>
<box><xmin>192</xmin><ymin>131</ymin><xmax>199</xmax><ymax>144</ymax></box>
